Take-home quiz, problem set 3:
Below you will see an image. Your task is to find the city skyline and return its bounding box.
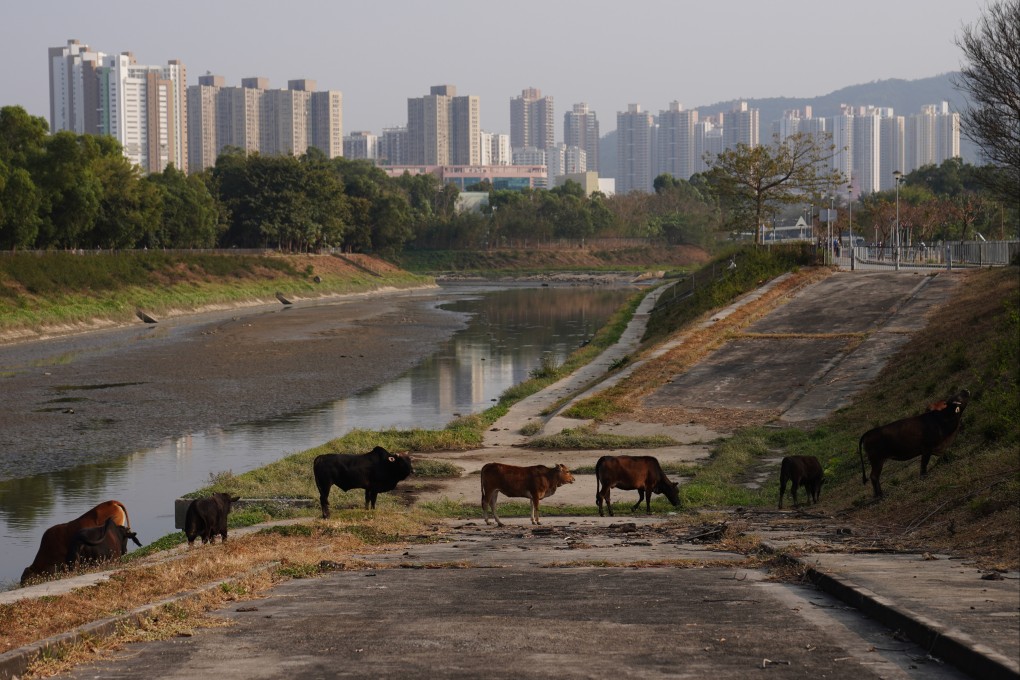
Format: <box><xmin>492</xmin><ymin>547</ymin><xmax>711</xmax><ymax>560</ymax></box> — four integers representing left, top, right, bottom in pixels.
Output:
<box><xmin>1</xmin><ymin>0</ymin><xmax>982</xmax><ymax>138</ymax></box>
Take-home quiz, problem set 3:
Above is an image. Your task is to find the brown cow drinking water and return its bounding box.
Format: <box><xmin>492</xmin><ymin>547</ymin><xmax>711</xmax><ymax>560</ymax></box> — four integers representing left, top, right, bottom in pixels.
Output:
<box><xmin>859</xmin><ymin>389</ymin><xmax>970</xmax><ymax>497</ymax></box>
<box><xmin>480</xmin><ymin>463</ymin><xmax>575</xmax><ymax>527</ymax></box>
<box><xmin>595</xmin><ymin>455</ymin><xmax>681</xmax><ymax>517</ymax></box>
<box><xmin>21</xmin><ymin>500</ymin><xmax>135</xmax><ymax>585</ymax></box>
<box><xmin>778</xmin><ymin>455</ymin><xmax>824</xmax><ymax>509</ymax></box>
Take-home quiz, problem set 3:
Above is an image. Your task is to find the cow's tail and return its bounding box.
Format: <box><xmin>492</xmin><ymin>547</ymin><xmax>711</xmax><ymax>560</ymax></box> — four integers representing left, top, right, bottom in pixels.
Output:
<box><xmin>858</xmin><ymin>437</ymin><xmax>867</xmax><ymax>485</ymax></box>
<box><xmin>113</xmin><ymin>500</ymin><xmax>132</xmax><ymax>530</ymax></box>
<box><xmin>594</xmin><ymin>456</ymin><xmax>605</xmax><ymax>500</ymax></box>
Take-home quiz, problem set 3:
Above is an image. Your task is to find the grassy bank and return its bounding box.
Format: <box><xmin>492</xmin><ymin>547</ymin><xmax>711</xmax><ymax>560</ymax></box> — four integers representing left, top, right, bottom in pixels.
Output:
<box><xmin>0</xmin><ymin>251</ymin><xmax>431</xmax><ymax>339</ymax></box>
<box><xmin>389</xmin><ymin>244</ymin><xmax>710</xmax><ymax>276</ymax></box>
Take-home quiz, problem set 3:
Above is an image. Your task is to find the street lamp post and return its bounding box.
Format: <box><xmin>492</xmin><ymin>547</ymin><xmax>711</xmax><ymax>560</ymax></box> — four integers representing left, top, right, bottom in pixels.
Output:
<box><xmin>829</xmin><ymin>194</ymin><xmax>835</xmax><ymax>265</ymax></box>
<box><xmin>848</xmin><ymin>185</ymin><xmax>854</xmax><ymax>270</ymax></box>
<box><xmin>893</xmin><ymin>170</ymin><xmax>903</xmax><ymax>271</ymax></box>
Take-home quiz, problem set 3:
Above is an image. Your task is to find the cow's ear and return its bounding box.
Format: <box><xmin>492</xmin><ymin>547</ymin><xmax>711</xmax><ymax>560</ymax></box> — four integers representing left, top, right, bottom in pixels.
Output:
<box><xmin>231</xmin><ymin>496</ymin><xmax>241</xmax><ymax>503</ymax></box>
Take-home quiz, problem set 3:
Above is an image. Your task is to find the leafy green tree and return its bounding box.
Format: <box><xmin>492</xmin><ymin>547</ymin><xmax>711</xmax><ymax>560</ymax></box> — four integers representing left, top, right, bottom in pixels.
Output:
<box><xmin>90</xmin><ymin>152</ymin><xmax>161</xmax><ymax>249</ymax></box>
<box><xmin>34</xmin><ymin>132</ymin><xmax>103</xmax><ymax>248</ymax></box>
<box><xmin>146</xmin><ymin>166</ymin><xmax>222</xmax><ymax>248</ymax></box>
<box><xmin>0</xmin><ymin>106</ymin><xmax>48</xmax><ymax>168</ymax></box>
<box><xmin>301</xmin><ymin>157</ymin><xmax>349</xmax><ymax>250</ymax></box>
<box><xmin>0</xmin><ymin>162</ymin><xmax>42</xmax><ymax>249</ymax></box>
<box><xmin>706</xmin><ymin>132</ymin><xmax>843</xmax><ymax>244</ymax></box>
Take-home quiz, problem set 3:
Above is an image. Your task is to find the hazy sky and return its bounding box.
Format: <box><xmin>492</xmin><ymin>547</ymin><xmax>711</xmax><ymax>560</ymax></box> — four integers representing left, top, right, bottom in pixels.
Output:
<box><xmin>0</xmin><ymin>0</ymin><xmax>986</xmax><ymax>137</ymax></box>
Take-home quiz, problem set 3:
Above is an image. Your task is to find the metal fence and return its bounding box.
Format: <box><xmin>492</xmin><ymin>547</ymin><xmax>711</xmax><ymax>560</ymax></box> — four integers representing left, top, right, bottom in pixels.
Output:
<box><xmin>839</xmin><ymin>240</ymin><xmax>1019</xmax><ymax>271</ymax></box>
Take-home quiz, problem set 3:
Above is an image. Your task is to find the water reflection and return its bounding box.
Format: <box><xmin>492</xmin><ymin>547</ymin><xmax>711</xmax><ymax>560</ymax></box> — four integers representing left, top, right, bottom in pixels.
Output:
<box><xmin>0</xmin><ymin>284</ymin><xmax>634</xmax><ymax>587</ymax></box>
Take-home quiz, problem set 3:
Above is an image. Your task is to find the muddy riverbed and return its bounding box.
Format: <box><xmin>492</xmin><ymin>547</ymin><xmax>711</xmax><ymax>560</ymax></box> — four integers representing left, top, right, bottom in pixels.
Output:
<box><xmin>0</xmin><ymin>287</ymin><xmax>467</xmax><ymax>481</ymax></box>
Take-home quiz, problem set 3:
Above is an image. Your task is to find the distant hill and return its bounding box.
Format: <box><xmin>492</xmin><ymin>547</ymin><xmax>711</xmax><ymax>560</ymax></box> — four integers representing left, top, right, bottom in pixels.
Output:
<box><xmin>599</xmin><ymin>73</ymin><xmax>978</xmax><ymax>179</ymax></box>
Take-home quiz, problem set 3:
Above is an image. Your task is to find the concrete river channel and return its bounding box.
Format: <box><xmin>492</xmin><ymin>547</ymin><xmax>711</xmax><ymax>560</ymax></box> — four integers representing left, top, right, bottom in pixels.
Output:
<box><xmin>0</xmin><ymin>282</ymin><xmax>637</xmax><ymax>588</ymax></box>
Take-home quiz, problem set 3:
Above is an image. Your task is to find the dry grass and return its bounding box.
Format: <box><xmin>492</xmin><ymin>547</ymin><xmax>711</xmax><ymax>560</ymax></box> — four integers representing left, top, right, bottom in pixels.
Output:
<box><xmin>1</xmin><ymin>511</ymin><xmax>436</xmax><ymax>663</ymax></box>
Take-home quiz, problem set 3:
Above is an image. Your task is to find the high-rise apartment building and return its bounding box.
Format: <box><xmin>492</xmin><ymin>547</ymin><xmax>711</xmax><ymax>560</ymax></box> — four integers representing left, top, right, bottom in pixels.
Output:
<box><xmin>693</xmin><ymin>116</ymin><xmax>723</xmax><ymax>176</ymax></box>
<box><xmin>480</xmin><ymin>131</ymin><xmax>511</xmax><ymax>165</ymax></box>
<box><xmin>48</xmin><ymin>39</ymin><xmax>104</xmax><ymax>136</ymax></box>
<box><xmin>851</xmin><ymin>106</ymin><xmax>885</xmax><ymax>196</ymax></box>
<box><xmin>450</xmin><ymin>94</ymin><xmax>481</xmax><ymax>165</ymax></box>
<box><xmin>879</xmin><ymin>115</ymin><xmax>905</xmax><ymax>193</ymax></box>
<box><xmin>828</xmin><ymin>106</ymin><xmax>854</xmax><ymax>193</ymax></box>
<box><xmin>546</xmin><ymin>144</ymin><xmax>587</xmax><ymax>182</ymax></box>
<box><xmin>655</xmin><ymin>102</ymin><xmax>698</xmax><ymax>181</ymax></box>
<box><xmin>722</xmin><ymin>101</ymin><xmax>759</xmax><ymax>150</ymax></box>
<box><xmin>406</xmin><ymin>85</ymin><xmax>480</xmax><ymax>166</ymax></box>
<box><xmin>563</xmin><ymin>102</ymin><xmax>600</xmax><ymax>173</ymax></box>
<box><xmin>344</xmin><ymin>131</ymin><xmax>378</xmax><ymax>160</ymax></box>
<box><xmin>379</xmin><ymin>127</ymin><xmax>407</xmax><ymax>165</ymax></box>
<box><xmin>616</xmin><ymin>104</ymin><xmax>654</xmax><ymax>194</ymax></box>
<box><xmin>186</xmin><ymin>77</ymin><xmax>342</xmax><ymax>171</ymax></box>
<box><xmin>49</xmin><ymin>39</ymin><xmax>188</xmax><ymax>173</ymax></box>
<box><xmin>907</xmin><ymin>102</ymin><xmax>960</xmax><ymax>173</ymax></box>
<box><xmin>510</xmin><ymin>87</ymin><xmax>555</xmax><ymax>153</ymax></box>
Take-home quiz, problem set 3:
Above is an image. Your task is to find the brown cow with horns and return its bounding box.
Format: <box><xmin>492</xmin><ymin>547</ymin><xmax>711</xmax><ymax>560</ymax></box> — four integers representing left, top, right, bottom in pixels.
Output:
<box><xmin>859</xmin><ymin>389</ymin><xmax>970</xmax><ymax>497</ymax></box>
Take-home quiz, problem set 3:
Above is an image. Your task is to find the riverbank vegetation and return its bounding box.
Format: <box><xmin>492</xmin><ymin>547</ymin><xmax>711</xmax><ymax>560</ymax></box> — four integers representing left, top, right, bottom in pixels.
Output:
<box><xmin>0</xmin><ymin>250</ymin><xmax>428</xmax><ymax>339</ymax></box>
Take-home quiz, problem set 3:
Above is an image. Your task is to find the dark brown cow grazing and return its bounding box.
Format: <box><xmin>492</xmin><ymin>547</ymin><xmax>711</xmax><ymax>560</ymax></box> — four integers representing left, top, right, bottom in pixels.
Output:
<box><xmin>595</xmin><ymin>455</ymin><xmax>681</xmax><ymax>517</ymax></box>
<box><xmin>21</xmin><ymin>500</ymin><xmax>134</xmax><ymax>585</ymax></box>
<box><xmin>67</xmin><ymin>517</ymin><xmax>141</xmax><ymax>568</ymax></box>
<box><xmin>480</xmin><ymin>463</ymin><xmax>575</xmax><ymax>527</ymax></box>
<box><xmin>184</xmin><ymin>493</ymin><xmax>241</xmax><ymax>545</ymax></box>
<box><xmin>314</xmin><ymin>446</ymin><xmax>413</xmax><ymax>518</ymax></box>
<box><xmin>778</xmin><ymin>455</ymin><xmax>824</xmax><ymax>509</ymax></box>
<box><xmin>859</xmin><ymin>389</ymin><xmax>970</xmax><ymax>497</ymax></box>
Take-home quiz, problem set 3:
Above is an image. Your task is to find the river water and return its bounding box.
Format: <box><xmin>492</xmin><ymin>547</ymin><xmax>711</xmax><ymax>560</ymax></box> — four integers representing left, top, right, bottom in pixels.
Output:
<box><xmin>0</xmin><ymin>283</ymin><xmax>635</xmax><ymax>588</ymax></box>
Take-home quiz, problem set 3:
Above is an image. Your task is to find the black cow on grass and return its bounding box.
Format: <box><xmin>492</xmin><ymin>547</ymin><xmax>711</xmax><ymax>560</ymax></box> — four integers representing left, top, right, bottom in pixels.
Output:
<box><xmin>859</xmin><ymin>389</ymin><xmax>970</xmax><ymax>497</ymax></box>
<box><xmin>185</xmin><ymin>493</ymin><xmax>241</xmax><ymax>545</ymax></box>
<box><xmin>67</xmin><ymin>517</ymin><xmax>141</xmax><ymax>568</ymax></box>
<box><xmin>313</xmin><ymin>446</ymin><xmax>413</xmax><ymax>518</ymax></box>
<box><xmin>778</xmin><ymin>455</ymin><xmax>824</xmax><ymax>509</ymax></box>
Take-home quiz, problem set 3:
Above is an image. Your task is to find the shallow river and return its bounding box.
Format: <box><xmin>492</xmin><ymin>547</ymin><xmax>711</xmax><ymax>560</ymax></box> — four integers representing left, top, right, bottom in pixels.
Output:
<box><xmin>0</xmin><ymin>283</ymin><xmax>636</xmax><ymax>588</ymax></box>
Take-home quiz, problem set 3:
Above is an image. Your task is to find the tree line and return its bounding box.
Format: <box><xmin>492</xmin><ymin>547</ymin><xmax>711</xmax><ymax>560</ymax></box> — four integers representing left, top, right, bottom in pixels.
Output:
<box><xmin>2</xmin><ymin>105</ymin><xmax>1014</xmax><ymax>254</ymax></box>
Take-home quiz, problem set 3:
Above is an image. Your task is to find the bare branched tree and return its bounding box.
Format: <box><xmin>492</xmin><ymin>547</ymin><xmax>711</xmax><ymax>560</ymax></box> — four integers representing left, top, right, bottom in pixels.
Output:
<box><xmin>952</xmin><ymin>0</ymin><xmax>1020</xmax><ymax>205</ymax></box>
<box><xmin>706</xmin><ymin>132</ymin><xmax>844</xmax><ymax>245</ymax></box>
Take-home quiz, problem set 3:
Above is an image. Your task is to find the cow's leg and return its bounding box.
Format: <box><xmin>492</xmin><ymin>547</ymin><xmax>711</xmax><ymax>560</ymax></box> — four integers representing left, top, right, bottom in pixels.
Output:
<box><xmin>645</xmin><ymin>487</ymin><xmax>653</xmax><ymax>514</ymax></box>
<box><xmin>530</xmin><ymin>494</ymin><xmax>540</xmax><ymax>525</ymax></box>
<box><xmin>364</xmin><ymin>489</ymin><xmax>376</xmax><ymax>510</ymax></box>
<box><xmin>870</xmin><ymin>458</ymin><xmax>885</xmax><ymax>497</ymax></box>
<box><xmin>778</xmin><ymin>475</ymin><xmax>788</xmax><ymax>509</ymax></box>
<box><xmin>791</xmin><ymin>479</ymin><xmax>800</xmax><ymax>507</ymax></box>
<box><xmin>597</xmin><ymin>483</ymin><xmax>612</xmax><ymax>517</ymax></box>
<box><xmin>486</xmin><ymin>491</ymin><xmax>503</xmax><ymax>527</ymax></box>
<box><xmin>919</xmin><ymin>453</ymin><xmax>932</xmax><ymax>477</ymax></box>
<box><xmin>317</xmin><ymin>483</ymin><xmax>332</xmax><ymax>519</ymax></box>
<box><xmin>630</xmin><ymin>490</ymin><xmax>645</xmax><ymax>513</ymax></box>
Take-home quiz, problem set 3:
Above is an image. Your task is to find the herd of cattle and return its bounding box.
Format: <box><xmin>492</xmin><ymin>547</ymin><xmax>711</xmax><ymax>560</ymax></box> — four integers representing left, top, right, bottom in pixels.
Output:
<box><xmin>20</xmin><ymin>389</ymin><xmax>969</xmax><ymax>587</ymax></box>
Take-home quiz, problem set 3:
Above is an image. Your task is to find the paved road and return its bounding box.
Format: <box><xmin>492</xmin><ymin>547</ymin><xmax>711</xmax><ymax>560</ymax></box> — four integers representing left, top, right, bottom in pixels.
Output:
<box><xmin>56</xmin><ymin>520</ymin><xmax>968</xmax><ymax>680</ymax></box>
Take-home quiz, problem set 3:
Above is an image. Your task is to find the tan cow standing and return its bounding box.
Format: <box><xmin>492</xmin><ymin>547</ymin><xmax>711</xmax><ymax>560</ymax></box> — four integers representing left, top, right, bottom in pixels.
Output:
<box><xmin>480</xmin><ymin>463</ymin><xmax>575</xmax><ymax>527</ymax></box>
